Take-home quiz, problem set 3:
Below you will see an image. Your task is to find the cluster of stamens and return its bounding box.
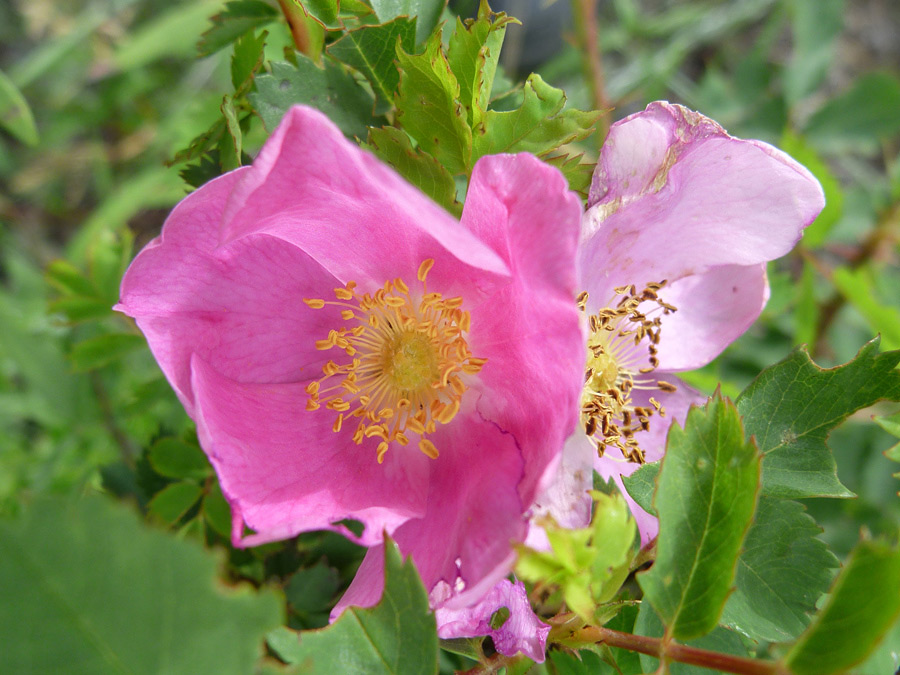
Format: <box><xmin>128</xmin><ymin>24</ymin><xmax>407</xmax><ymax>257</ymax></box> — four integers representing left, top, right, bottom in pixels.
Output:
<box><xmin>303</xmin><ymin>259</ymin><xmax>485</xmax><ymax>464</ymax></box>
<box><xmin>578</xmin><ymin>282</ymin><xmax>678</xmax><ymax>464</ymax></box>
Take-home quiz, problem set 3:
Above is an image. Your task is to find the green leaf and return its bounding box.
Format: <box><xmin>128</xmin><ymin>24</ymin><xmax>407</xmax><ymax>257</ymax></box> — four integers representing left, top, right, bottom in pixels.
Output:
<box><xmin>268</xmin><ymin>539</ymin><xmax>438</xmax><ymax>674</ymax></box>
<box><xmin>45</xmin><ymin>259</ymin><xmax>100</xmax><ymax>298</ymax></box>
<box><xmin>720</xmin><ymin>498</ymin><xmax>839</xmax><ymax>643</ymax></box>
<box><xmin>370</xmin><ymin>0</ymin><xmax>445</xmax><ymax>45</ymax></box>
<box><xmin>804</xmin><ymin>71</ymin><xmax>900</xmax><ymax>147</ymax></box>
<box><xmin>542</xmin><ymin>153</ymin><xmax>596</xmax><ymax>198</ymax></box>
<box><xmin>783</xmin><ymin>0</ymin><xmax>844</xmax><ymax>104</ymax></box>
<box><xmin>48</xmin><ymin>296</ymin><xmax>113</xmax><ymax>323</ymax></box>
<box><xmin>198</xmin><ymin>0</ymin><xmax>279</xmax><ymax>57</ymax></box>
<box><xmin>69</xmin><ymin>333</ymin><xmax>147</xmax><ymax>372</ymax></box>
<box><xmin>621</xmin><ymin>461</ymin><xmax>659</xmax><ymax>517</ymax></box>
<box><xmin>736</xmin><ymin>339</ymin><xmax>900</xmax><ymax>499</ymax></box>
<box><xmin>232</xmin><ymin>29</ymin><xmax>268</xmax><ymax>92</ymax></box>
<box><xmin>472</xmin><ymin>74</ymin><xmax>600</xmax><ymax>162</ymax></box>
<box><xmin>875</xmin><ymin>411</ymin><xmax>900</xmax><ymax>493</ymax></box>
<box><xmin>394</xmin><ymin>33</ymin><xmax>472</xmax><ymax>175</ymax></box>
<box><xmin>327</xmin><ymin>17</ymin><xmax>416</xmax><ymax>115</ymax></box>
<box><xmin>297</xmin><ymin>0</ymin><xmax>342</xmax><ymax>30</ymax></box>
<box><xmin>0</xmin><ymin>497</ymin><xmax>283</xmax><ymax>674</ymax></box>
<box><xmin>446</xmin><ymin>1</ymin><xmax>517</xmax><ymax>128</ymax></box>
<box><xmin>219</xmin><ymin>95</ymin><xmax>243</xmax><ymax>171</ymax></box>
<box><xmin>780</xmin><ymin>130</ymin><xmax>843</xmax><ymax>248</ymax></box>
<box><xmin>285</xmin><ymin>561</ymin><xmax>339</xmax><ymax>628</ymax></box>
<box><xmin>251</xmin><ymin>57</ymin><xmax>376</xmax><ymax>139</ymax></box>
<box><xmin>0</xmin><ymin>67</ymin><xmax>38</xmax><ymax>145</ymax></box>
<box><xmin>832</xmin><ymin>266</ymin><xmax>900</xmax><ymax>351</ymax></box>
<box><xmin>366</xmin><ymin>126</ymin><xmax>458</xmax><ymax>214</ymax></box>
<box><xmin>148</xmin><ymin>438</ymin><xmax>212</xmax><ymax>480</ymax></box>
<box><xmin>784</xmin><ymin>539</ymin><xmax>900</xmax><ymax>675</ymax></box>
<box><xmin>148</xmin><ymin>481</ymin><xmax>203</xmax><ymax>526</ymax></box>
<box><xmin>638</xmin><ymin>394</ymin><xmax>760</xmax><ymax>641</ymax></box>
<box><xmin>203</xmin><ymin>482</ymin><xmax>233</xmax><ymax>537</ymax></box>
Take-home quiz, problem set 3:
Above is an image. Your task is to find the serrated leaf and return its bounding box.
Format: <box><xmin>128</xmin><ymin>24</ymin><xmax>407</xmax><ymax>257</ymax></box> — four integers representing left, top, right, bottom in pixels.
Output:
<box><xmin>621</xmin><ymin>461</ymin><xmax>659</xmax><ymax>517</ymax></box>
<box><xmin>875</xmin><ymin>411</ymin><xmax>900</xmax><ymax>493</ymax></box>
<box><xmin>0</xmin><ymin>67</ymin><xmax>38</xmax><ymax>145</ymax></box>
<box><xmin>148</xmin><ymin>481</ymin><xmax>203</xmax><ymax>526</ymax></box>
<box><xmin>232</xmin><ymin>29</ymin><xmax>268</xmax><ymax>92</ymax></box>
<box><xmin>784</xmin><ymin>539</ymin><xmax>900</xmax><ymax>675</ymax></box>
<box><xmin>446</xmin><ymin>0</ymin><xmax>517</xmax><ymax>128</ymax></box>
<box><xmin>720</xmin><ymin>497</ymin><xmax>839</xmax><ymax>643</ymax></box>
<box><xmin>148</xmin><ymin>438</ymin><xmax>212</xmax><ymax>480</ymax></box>
<box><xmin>542</xmin><ymin>153</ymin><xmax>596</xmax><ymax>198</ymax></box>
<box><xmin>473</xmin><ymin>74</ymin><xmax>600</xmax><ymax>162</ymax></box>
<box><xmin>298</xmin><ymin>0</ymin><xmax>340</xmax><ymax>29</ymax></box>
<box><xmin>327</xmin><ymin>17</ymin><xmax>415</xmax><ymax>114</ymax></box>
<box><xmin>370</xmin><ymin>0</ymin><xmax>445</xmax><ymax>45</ymax></box>
<box><xmin>736</xmin><ymin>339</ymin><xmax>900</xmax><ymax>499</ymax></box>
<box><xmin>268</xmin><ymin>539</ymin><xmax>438</xmax><ymax>674</ymax></box>
<box><xmin>251</xmin><ymin>57</ymin><xmax>376</xmax><ymax>138</ymax></box>
<box><xmin>220</xmin><ymin>95</ymin><xmax>243</xmax><ymax>171</ymax></box>
<box><xmin>366</xmin><ymin>126</ymin><xmax>458</xmax><ymax>213</ymax></box>
<box><xmin>638</xmin><ymin>394</ymin><xmax>760</xmax><ymax>641</ymax></box>
<box><xmin>198</xmin><ymin>0</ymin><xmax>279</xmax><ymax>57</ymax></box>
<box><xmin>69</xmin><ymin>333</ymin><xmax>146</xmax><ymax>372</ymax></box>
<box><xmin>0</xmin><ymin>497</ymin><xmax>283</xmax><ymax>674</ymax></box>
<box><xmin>394</xmin><ymin>33</ymin><xmax>472</xmax><ymax>175</ymax></box>
<box><xmin>170</xmin><ymin>117</ymin><xmax>227</xmax><ymax>167</ymax></box>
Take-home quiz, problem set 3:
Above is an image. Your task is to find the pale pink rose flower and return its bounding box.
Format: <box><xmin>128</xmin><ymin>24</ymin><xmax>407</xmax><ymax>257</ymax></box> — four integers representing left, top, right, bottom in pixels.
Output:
<box><xmin>116</xmin><ymin>106</ymin><xmax>585</xmax><ymax>623</ymax></box>
<box><xmin>535</xmin><ymin>101</ymin><xmax>826</xmax><ymax>546</ymax></box>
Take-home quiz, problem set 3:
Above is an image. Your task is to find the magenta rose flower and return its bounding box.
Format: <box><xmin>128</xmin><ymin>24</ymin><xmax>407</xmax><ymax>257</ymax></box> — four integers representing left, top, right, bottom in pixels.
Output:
<box><xmin>116</xmin><ymin>106</ymin><xmax>585</xmax><ymax>615</ymax></box>
<box><xmin>535</xmin><ymin>101</ymin><xmax>826</xmax><ymax>545</ymax></box>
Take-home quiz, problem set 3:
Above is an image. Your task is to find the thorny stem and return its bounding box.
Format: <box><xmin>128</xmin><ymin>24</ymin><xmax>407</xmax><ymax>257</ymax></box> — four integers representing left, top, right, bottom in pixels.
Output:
<box><xmin>276</xmin><ymin>0</ymin><xmax>313</xmax><ymax>56</ymax></box>
<box><xmin>571</xmin><ymin>0</ymin><xmax>611</xmax><ymax>143</ymax></box>
<box><xmin>810</xmin><ymin>200</ymin><xmax>900</xmax><ymax>357</ymax></box>
<box><xmin>566</xmin><ymin>625</ymin><xmax>790</xmax><ymax>675</ymax></box>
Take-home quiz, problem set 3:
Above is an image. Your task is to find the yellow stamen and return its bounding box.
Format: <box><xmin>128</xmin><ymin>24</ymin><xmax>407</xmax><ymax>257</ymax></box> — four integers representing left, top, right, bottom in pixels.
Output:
<box><xmin>304</xmin><ymin>260</ymin><xmax>483</xmax><ymax>463</ymax></box>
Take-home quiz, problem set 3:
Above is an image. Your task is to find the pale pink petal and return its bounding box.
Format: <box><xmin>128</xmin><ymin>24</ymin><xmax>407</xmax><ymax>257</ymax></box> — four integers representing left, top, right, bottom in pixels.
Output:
<box><xmin>580</xmin><ymin>101</ymin><xmax>824</xmax><ymax>304</ymax></box>
<box><xmin>435</xmin><ymin>579</ymin><xmax>550</xmax><ymax>663</ymax></box>
<box><xmin>190</xmin><ymin>355</ymin><xmax>430</xmax><ymax>547</ymax></box>
<box><xmin>595</xmin><ymin>378</ymin><xmax>706</xmax><ymax>544</ymax></box>
<box><xmin>218</xmin><ymin>106</ymin><xmax>510</xmax><ymax>288</ymax></box>
<box><xmin>462</xmin><ymin>154</ymin><xmax>586</xmax><ymax>508</ymax></box>
<box><xmin>653</xmin><ymin>263</ymin><xmax>770</xmax><ymax>371</ymax></box>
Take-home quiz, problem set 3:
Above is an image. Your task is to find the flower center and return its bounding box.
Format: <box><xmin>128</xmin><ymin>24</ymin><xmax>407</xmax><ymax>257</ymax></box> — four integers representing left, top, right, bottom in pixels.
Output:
<box><xmin>303</xmin><ymin>259</ymin><xmax>486</xmax><ymax>464</ymax></box>
<box><xmin>577</xmin><ymin>283</ymin><xmax>678</xmax><ymax>464</ymax></box>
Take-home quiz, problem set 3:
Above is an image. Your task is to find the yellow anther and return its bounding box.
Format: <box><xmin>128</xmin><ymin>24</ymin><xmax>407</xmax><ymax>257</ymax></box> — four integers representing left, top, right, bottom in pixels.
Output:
<box><xmin>315</xmin><ymin>339</ymin><xmax>334</xmax><ymax>350</ymax></box>
<box><xmin>376</xmin><ymin>442</ymin><xmax>389</xmax><ymax>464</ymax></box>
<box><xmin>305</xmin><ymin>381</ymin><xmax>320</xmax><ymax>395</ymax></box>
<box><xmin>334</xmin><ymin>287</ymin><xmax>354</xmax><ymax>300</ymax></box>
<box><xmin>333</xmin><ymin>414</ymin><xmax>343</xmax><ymax>433</ymax></box>
<box><xmin>304</xmin><ymin>298</ymin><xmax>325</xmax><ymax>309</ymax></box>
<box><xmin>436</xmin><ymin>399</ymin><xmax>459</xmax><ymax>424</ymax></box>
<box><xmin>417</xmin><ymin>258</ymin><xmax>435</xmax><ymax>282</ymax></box>
<box><xmin>418</xmin><ymin>439</ymin><xmax>439</xmax><ymax>459</ymax></box>
<box><xmin>394</xmin><ymin>278</ymin><xmax>409</xmax><ymax>294</ymax></box>
<box><xmin>341</xmin><ymin>309</ymin><xmax>355</xmax><ymax>320</ymax></box>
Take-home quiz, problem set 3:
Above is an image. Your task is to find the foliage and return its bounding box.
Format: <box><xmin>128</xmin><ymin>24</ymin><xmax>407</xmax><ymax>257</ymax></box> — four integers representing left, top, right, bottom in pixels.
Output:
<box><xmin>1</xmin><ymin>0</ymin><xmax>899</xmax><ymax>673</ymax></box>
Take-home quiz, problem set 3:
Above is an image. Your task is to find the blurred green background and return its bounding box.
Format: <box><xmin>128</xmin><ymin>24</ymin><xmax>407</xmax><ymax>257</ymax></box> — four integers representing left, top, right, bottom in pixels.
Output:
<box><xmin>1</xmin><ymin>0</ymin><xmax>898</xmax><ymax>592</ymax></box>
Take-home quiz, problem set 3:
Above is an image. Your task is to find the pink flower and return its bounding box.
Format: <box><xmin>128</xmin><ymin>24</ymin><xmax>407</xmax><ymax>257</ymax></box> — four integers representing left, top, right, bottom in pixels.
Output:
<box><xmin>537</xmin><ymin>101</ymin><xmax>826</xmax><ymax>544</ymax></box>
<box><xmin>116</xmin><ymin>106</ymin><xmax>585</xmax><ymax>614</ymax></box>
<box><xmin>434</xmin><ymin>579</ymin><xmax>550</xmax><ymax>662</ymax></box>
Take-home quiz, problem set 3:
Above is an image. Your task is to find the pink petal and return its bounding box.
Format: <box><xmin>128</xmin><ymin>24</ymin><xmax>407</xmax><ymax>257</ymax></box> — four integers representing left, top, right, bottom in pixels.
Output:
<box><xmin>435</xmin><ymin>579</ymin><xmax>550</xmax><ymax>663</ymax></box>
<box><xmin>595</xmin><ymin>377</ymin><xmax>706</xmax><ymax>544</ymax></box>
<box><xmin>580</xmin><ymin>101</ymin><xmax>824</xmax><ymax>304</ymax></box>
<box><xmin>190</xmin><ymin>355</ymin><xmax>430</xmax><ymax>547</ymax></box>
<box><xmin>462</xmin><ymin>154</ymin><xmax>586</xmax><ymax>508</ymax></box>
<box><xmin>653</xmin><ymin>262</ymin><xmax>770</xmax><ymax>371</ymax></box>
<box><xmin>119</xmin><ymin>230</ymin><xmax>344</xmax><ymax>415</ymax></box>
<box><xmin>335</xmin><ymin>411</ymin><xmax>527</xmax><ymax>613</ymax></box>
<box><xmin>218</xmin><ymin>106</ymin><xmax>510</xmax><ymax>288</ymax></box>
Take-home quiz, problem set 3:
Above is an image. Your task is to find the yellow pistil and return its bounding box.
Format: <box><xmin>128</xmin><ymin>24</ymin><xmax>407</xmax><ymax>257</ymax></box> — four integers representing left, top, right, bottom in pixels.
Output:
<box><xmin>578</xmin><ymin>282</ymin><xmax>677</xmax><ymax>464</ymax></box>
<box><xmin>303</xmin><ymin>259</ymin><xmax>485</xmax><ymax>464</ymax></box>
